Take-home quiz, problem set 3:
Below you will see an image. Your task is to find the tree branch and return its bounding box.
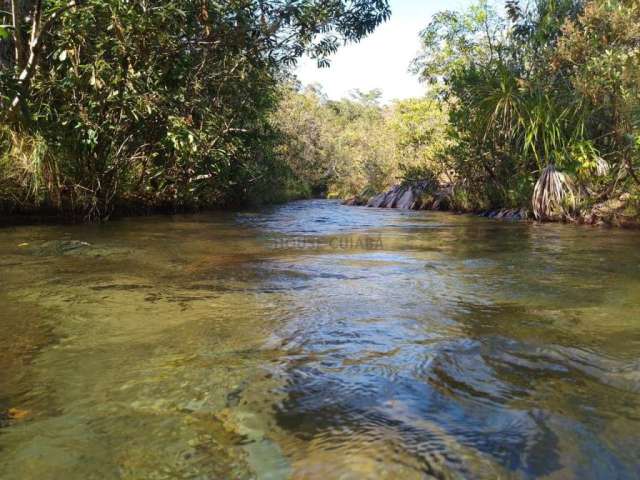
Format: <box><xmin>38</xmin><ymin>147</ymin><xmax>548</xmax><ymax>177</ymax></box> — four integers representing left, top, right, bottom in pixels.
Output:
<box><xmin>6</xmin><ymin>0</ymin><xmax>81</xmax><ymax>122</ymax></box>
<box><xmin>10</xmin><ymin>0</ymin><xmax>26</xmax><ymax>66</ymax></box>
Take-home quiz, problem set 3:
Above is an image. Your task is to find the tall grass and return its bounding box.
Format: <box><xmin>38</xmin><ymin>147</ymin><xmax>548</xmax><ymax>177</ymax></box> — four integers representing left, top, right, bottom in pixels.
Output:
<box><xmin>0</xmin><ymin>126</ymin><xmax>55</xmax><ymax>213</ymax></box>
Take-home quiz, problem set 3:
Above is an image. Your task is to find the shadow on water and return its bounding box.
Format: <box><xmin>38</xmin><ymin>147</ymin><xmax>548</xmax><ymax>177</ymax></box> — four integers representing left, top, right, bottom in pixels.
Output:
<box><xmin>0</xmin><ymin>299</ymin><xmax>60</xmax><ymax>419</ymax></box>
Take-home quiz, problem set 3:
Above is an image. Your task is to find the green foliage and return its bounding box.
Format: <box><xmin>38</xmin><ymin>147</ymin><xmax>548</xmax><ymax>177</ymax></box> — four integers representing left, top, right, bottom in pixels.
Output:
<box><xmin>271</xmin><ymin>84</ymin><xmax>338</xmax><ymax>196</ymax></box>
<box><xmin>273</xmin><ymin>86</ymin><xmax>449</xmax><ymax>200</ymax></box>
<box><xmin>2</xmin><ymin>0</ymin><xmax>637</xmax><ymax>223</ymax></box>
<box><xmin>398</xmin><ymin>164</ymin><xmax>438</xmax><ymax>188</ymax></box>
<box><xmin>411</xmin><ymin>0</ymin><xmax>505</xmax><ymax>86</ymax></box>
<box><xmin>390</xmin><ymin>96</ymin><xmax>449</xmax><ymax>171</ymax></box>
<box><xmin>273</xmin><ymin>0</ymin><xmax>640</xmax><ymax>219</ymax></box>
<box><xmin>0</xmin><ymin>0</ymin><xmax>390</xmax><ymax>219</ymax></box>
<box><xmin>412</xmin><ymin>0</ymin><xmax>640</xmax><ymax>214</ymax></box>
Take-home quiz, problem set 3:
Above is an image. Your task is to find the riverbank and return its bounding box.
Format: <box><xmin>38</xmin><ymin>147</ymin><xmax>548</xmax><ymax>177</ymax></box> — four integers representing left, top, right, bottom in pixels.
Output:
<box><xmin>344</xmin><ymin>183</ymin><xmax>640</xmax><ymax>228</ymax></box>
<box><xmin>0</xmin><ymin>188</ymin><xmax>314</xmax><ymax>227</ymax></box>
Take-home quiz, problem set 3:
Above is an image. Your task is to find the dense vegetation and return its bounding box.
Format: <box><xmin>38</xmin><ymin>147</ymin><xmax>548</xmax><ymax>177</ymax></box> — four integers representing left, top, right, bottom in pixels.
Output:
<box><xmin>0</xmin><ymin>0</ymin><xmax>389</xmax><ymax>220</ymax></box>
<box><xmin>277</xmin><ymin>0</ymin><xmax>640</xmax><ymax>223</ymax></box>
<box><xmin>2</xmin><ymin>0</ymin><xmax>639</xmax><ymax>224</ymax></box>
<box><xmin>415</xmin><ymin>0</ymin><xmax>640</xmax><ymax>220</ymax></box>
<box><xmin>273</xmin><ymin>85</ymin><xmax>448</xmax><ymax>198</ymax></box>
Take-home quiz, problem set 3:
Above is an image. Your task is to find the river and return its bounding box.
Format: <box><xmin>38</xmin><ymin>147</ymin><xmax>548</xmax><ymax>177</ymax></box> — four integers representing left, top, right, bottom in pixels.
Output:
<box><xmin>1</xmin><ymin>199</ymin><xmax>639</xmax><ymax>479</ymax></box>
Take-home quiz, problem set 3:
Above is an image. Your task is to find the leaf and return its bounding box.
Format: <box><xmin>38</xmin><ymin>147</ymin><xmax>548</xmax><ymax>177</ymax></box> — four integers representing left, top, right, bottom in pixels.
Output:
<box><xmin>0</xmin><ymin>26</ymin><xmax>9</xmax><ymax>40</ymax></box>
<box><xmin>8</xmin><ymin>408</ymin><xmax>30</xmax><ymax>420</ymax></box>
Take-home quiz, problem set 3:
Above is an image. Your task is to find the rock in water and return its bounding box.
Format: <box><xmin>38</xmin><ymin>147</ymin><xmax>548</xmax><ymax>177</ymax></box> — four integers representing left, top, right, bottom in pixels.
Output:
<box><xmin>355</xmin><ymin>181</ymin><xmax>533</xmax><ymax>222</ymax></box>
<box><xmin>585</xmin><ymin>193</ymin><xmax>639</xmax><ymax>227</ymax></box>
<box><xmin>33</xmin><ymin>240</ymin><xmax>91</xmax><ymax>256</ymax></box>
<box><xmin>382</xmin><ymin>186</ymin><xmax>400</xmax><ymax>208</ymax></box>
<box><xmin>367</xmin><ymin>191</ymin><xmax>389</xmax><ymax>208</ymax></box>
<box><xmin>342</xmin><ymin>197</ymin><xmax>366</xmax><ymax>206</ymax></box>
<box><xmin>395</xmin><ymin>188</ymin><xmax>416</xmax><ymax>209</ymax></box>
<box><xmin>21</xmin><ymin>240</ymin><xmax>128</xmax><ymax>257</ymax></box>
<box><xmin>367</xmin><ymin>189</ymin><xmax>389</xmax><ymax>208</ymax></box>
<box><xmin>367</xmin><ymin>183</ymin><xmax>432</xmax><ymax>210</ymax></box>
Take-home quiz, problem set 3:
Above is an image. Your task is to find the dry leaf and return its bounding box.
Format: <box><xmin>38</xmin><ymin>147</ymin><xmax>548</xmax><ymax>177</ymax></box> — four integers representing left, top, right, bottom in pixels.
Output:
<box><xmin>8</xmin><ymin>408</ymin><xmax>30</xmax><ymax>420</ymax></box>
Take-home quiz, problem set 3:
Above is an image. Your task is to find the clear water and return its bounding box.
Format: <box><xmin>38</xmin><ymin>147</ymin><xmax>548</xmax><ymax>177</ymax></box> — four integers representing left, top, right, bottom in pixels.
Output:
<box><xmin>1</xmin><ymin>199</ymin><xmax>639</xmax><ymax>479</ymax></box>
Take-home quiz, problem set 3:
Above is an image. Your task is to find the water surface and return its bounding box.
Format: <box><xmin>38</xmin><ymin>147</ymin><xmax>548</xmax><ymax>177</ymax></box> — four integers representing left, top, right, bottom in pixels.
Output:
<box><xmin>1</xmin><ymin>200</ymin><xmax>639</xmax><ymax>479</ymax></box>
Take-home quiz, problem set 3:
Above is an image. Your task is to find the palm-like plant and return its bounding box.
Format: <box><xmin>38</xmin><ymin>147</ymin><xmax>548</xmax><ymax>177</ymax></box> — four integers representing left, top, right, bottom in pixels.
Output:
<box><xmin>532</xmin><ymin>163</ymin><xmax>575</xmax><ymax>219</ymax></box>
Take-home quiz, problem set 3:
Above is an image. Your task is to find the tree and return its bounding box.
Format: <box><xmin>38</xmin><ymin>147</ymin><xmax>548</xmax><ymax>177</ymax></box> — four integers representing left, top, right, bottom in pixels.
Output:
<box><xmin>411</xmin><ymin>0</ymin><xmax>639</xmax><ymax>217</ymax></box>
<box><xmin>0</xmin><ymin>0</ymin><xmax>391</xmax><ymax>218</ymax></box>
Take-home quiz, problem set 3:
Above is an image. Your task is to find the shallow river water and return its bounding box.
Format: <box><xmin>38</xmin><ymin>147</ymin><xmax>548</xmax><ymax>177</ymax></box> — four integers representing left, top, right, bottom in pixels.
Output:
<box><xmin>1</xmin><ymin>199</ymin><xmax>640</xmax><ymax>479</ymax></box>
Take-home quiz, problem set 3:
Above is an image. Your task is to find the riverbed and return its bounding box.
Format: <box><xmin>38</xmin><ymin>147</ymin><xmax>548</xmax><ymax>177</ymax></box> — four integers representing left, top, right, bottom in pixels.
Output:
<box><xmin>1</xmin><ymin>200</ymin><xmax>639</xmax><ymax>478</ymax></box>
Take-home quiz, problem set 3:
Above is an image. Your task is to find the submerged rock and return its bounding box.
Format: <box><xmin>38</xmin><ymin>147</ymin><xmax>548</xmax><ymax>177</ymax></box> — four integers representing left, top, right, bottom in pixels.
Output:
<box><xmin>0</xmin><ymin>411</ymin><xmax>8</xmax><ymax>428</ymax></box>
<box><xmin>31</xmin><ymin>240</ymin><xmax>91</xmax><ymax>256</ymax></box>
<box><xmin>0</xmin><ymin>408</ymin><xmax>30</xmax><ymax>428</ymax></box>
<box><xmin>22</xmin><ymin>240</ymin><xmax>131</xmax><ymax>257</ymax></box>
<box><xmin>214</xmin><ymin>407</ymin><xmax>292</xmax><ymax>479</ymax></box>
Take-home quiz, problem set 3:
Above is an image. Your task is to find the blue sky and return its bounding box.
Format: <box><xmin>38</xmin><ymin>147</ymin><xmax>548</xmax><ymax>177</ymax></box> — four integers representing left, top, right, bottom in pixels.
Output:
<box><xmin>295</xmin><ymin>0</ymin><xmax>473</xmax><ymax>102</ymax></box>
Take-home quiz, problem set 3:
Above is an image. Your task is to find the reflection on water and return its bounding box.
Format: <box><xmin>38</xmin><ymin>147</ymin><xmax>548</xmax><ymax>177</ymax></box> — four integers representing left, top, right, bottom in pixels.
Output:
<box><xmin>1</xmin><ymin>200</ymin><xmax>639</xmax><ymax>479</ymax></box>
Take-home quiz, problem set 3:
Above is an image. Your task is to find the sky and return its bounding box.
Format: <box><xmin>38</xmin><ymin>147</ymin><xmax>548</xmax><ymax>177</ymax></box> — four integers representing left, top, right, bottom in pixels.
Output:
<box><xmin>295</xmin><ymin>0</ymin><xmax>471</xmax><ymax>103</ymax></box>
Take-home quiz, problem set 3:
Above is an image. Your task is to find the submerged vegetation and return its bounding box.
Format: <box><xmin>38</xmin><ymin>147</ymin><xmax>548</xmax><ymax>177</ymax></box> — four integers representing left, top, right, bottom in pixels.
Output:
<box><xmin>1</xmin><ymin>0</ymin><xmax>639</xmax><ymax>225</ymax></box>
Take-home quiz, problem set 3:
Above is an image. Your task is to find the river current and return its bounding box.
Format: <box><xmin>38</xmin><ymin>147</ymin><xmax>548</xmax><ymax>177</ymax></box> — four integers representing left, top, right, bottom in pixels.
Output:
<box><xmin>1</xmin><ymin>200</ymin><xmax>639</xmax><ymax>478</ymax></box>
